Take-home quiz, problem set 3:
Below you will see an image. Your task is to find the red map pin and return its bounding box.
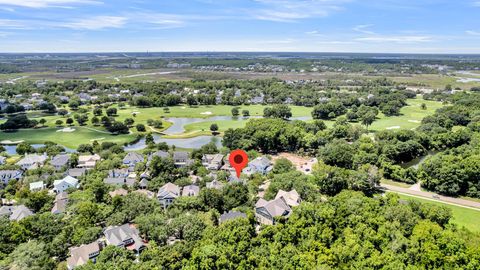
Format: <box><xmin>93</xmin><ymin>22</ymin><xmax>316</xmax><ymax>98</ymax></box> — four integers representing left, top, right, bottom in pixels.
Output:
<box><xmin>229</xmin><ymin>149</ymin><xmax>249</xmax><ymax>178</ymax></box>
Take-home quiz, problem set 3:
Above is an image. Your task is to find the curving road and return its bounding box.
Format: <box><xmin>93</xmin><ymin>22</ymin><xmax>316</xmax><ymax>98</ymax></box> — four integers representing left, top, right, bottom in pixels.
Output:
<box><xmin>380</xmin><ymin>183</ymin><xmax>480</xmax><ymax>211</ymax></box>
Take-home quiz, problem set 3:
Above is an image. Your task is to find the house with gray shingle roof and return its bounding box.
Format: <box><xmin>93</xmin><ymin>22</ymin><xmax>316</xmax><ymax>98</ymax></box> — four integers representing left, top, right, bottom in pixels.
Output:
<box><xmin>220</xmin><ymin>211</ymin><xmax>247</xmax><ymax>224</ymax></box>
<box><xmin>173</xmin><ymin>151</ymin><xmax>193</xmax><ymax>168</ymax></box>
<box><xmin>50</xmin><ymin>154</ymin><xmax>70</xmax><ymax>171</ymax></box>
<box><xmin>17</xmin><ymin>153</ymin><xmax>48</xmax><ymax>170</ymax></box>
<box><xmin>103</xmin><ymin>224</ymin><xmax>145</xmax><ymax>253</ymax></box>
<box><xmin>182</xmin><ymin>185</ymin><xmax>200</xmax><ymax>197</ymax></box>
<box><xmin>206</xmin><ymin>179</ymin><xmax>224</xmax><ymax>190</ymax></box>
<box><xmin>0</xmin><ymin>205</ymin><xmax>34</xmax><ymax>221</ymax></box>
<box><xmin>52</xmin><ymin>192</ymin><xmax>69</xmax><ymax>214</ymax></box>
<box><xmin>157</xmin><ymin>182</ymin><xmax>180</xmax><ymax>208</ymax></box>
<box><xmin>244</xmin><ymin>156</ymin><xmax>273</xmax><ymax>175</ymax></box>
<box><xmin>53</xmin><ymin>175</ymin><xmax>79</xmax><ymax>193</ymax></box>
<box><xmin>67</xmin><ymin>168</ymin><xmax>87</xmax><ymax>178</ymax></box>
<box><xmin>147</xmin><ymin>151</ymin><xmax>170</xmax><ymax>166</ymax></box>
<box><xmin>67</xmin><ymin>242</ymin><xmax>100</xmax><ymax>270</ymax></box>
<box><xmin>255</xmin><ymin>197</ymin><xmax>292</xmax><ymax>225</ymax></box>
<box><xmin>123</xmin><ymin>152</ymin><xmax>144</xmax><ymax>170</ymax></box>
<box><xmin>0</xmin><ymin>170</ymin><xmax>22</xmax><ymax>185</ymax></box>
<box><xmin>202</xmin><ymin>154</ymin><xmax>224</xmax><ymax>170</ymax></box>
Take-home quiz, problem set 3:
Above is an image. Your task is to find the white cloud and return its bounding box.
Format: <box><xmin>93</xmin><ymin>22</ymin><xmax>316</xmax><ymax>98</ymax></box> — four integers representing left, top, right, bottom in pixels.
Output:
<box><xmin>353</xmin><ymin>24</ymin><xmax>375</xmax><ymax>34</ymax></box>
<box><xmin>0</xmin><ymin>0</ymin><xmax>101</xmax><ymax>8</ymax></box>
<box><xmin>473</xmin><ymin>1</ymin><xmax>480</xmax><ymax>7</ymax></box>
<box><xmin>251</xmin><ymin>0</ymin><xmax>350</xmax><ymax>22</ymax></box>
<box><xmin>0</xmin><ymin>19</ymin><xmax>29</xmax><ymax>29</ymax></box>
<box><xmin>64</xmin><ymin>16</ymin><xmax>127</xmax><ymax>30</ymax></box>
<box><xmin>466</xmin><ymin>30</ymin><xmax>480</xmax><ymax>36</ymax></box>
<box><xmin>355</xmin><ymin>35</ymin><xmax>433</xmax><ymax>43</ymax></box>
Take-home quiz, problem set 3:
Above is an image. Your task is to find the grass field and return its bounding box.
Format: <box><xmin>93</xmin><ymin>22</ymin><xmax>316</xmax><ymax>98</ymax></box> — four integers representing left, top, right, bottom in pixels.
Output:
<box><xmin>0</xmin><ymin>127</ymin><xmax>135</xmax><ymax>149</ymax></box>
<box><xmin>397</xmin><ymin>194</ymin><xmax>480</xmax><ymax>233</ymax></box>
<box><xmin>0</xmin><ymin>98</ymin><xmax>444</xmax><ymax>148</ymax></box>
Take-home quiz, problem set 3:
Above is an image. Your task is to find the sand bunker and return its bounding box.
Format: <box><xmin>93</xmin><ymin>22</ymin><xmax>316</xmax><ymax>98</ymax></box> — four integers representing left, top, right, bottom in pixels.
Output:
<box><xmin>386</xmin><ymin>126</ymin><xmax>401</xmax><ymax>130</ymax></box>
<box><xmin>408</xmin><ymin>120</ymin><xmax>421</xmax><ymax>123</ymax></box>
<box><xmin>90</xmin><ymin>137</ymin><xmax>105</xmax><ymax>141</ymax></box>
<box><xmin>57</xmin><ymin>127</ymin><xmax>76</xmax><ymax>133</ymax></box>
<box><xmin>200</xmin><ymin>111</ymin><xmax>213</xmax><ymax>115</ymax></box>
<box><xmin>0</xmin><ymin>140</ymin><xmax>24</xmax><ymax>145</ymax></box>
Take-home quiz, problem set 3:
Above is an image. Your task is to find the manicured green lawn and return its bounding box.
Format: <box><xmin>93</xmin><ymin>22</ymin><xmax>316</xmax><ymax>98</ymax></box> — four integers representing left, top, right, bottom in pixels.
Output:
<box><xmin>0</xmin><ymin>127</ymin><xmax>135</xmax><ymax>149</ymax></box>
<box><xmin>397</xmin><ymin>194</ymin><xmax>480</xmax><ymax>233</ymax></box>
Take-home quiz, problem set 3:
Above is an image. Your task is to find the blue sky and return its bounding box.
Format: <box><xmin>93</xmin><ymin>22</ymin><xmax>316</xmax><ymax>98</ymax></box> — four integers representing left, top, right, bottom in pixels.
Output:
<box><xmin>0</xmin><ymin>0</ymin><xmax>479</xmax><ymax>53</ymax></box>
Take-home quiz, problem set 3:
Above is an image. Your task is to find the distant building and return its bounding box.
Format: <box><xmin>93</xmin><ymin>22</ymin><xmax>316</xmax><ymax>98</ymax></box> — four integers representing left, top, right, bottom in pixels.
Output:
<box><xmin>16</xmin><ymin>153</ymin><xmax>48</xmax><ymax>170</ymax></box>
<box><xmin>173</xmin><ymin>152</ymin><xmax>193</xmax><ymax>167</ymax></box>
<box><xmin>182</xmin><ymin>185</ymin><xmax>200</xmax><ymax>197</ymax></box>
<box><xmin>123</xmin><ymin>152</ymin><xmax>144</xmax><ymax>170</ymax></box>
<box><xmin>0</xmin><ymin>170</ymin><xmax>22</xmax><ymax>185</ymax></box>
<box><xmin>67</xmin><ymin>168</ymin><xmax>87</xmax><ymax>178</ymax></box>
<box><xmin>0</xmin><ymin>156</ymin><xmax>6</xmax><ymax>165</ymax></box>
<box><xmin>206</xmin><ymin>179</ymin><xmax>224</xmax><ymax>190</ymax></box>
<box><xmin>157</xmin><ymin>182</ymin><xmax>180</xmax><ymax>208</ymax></box>
<box><xmin>50</xmin><ymin>154</ymin><xmax>70</xmax><ymax>170</ymax></box>
<box><xmin>51</xmin><ymin>192</ymin><xmax>69</xmax><ymax>214</ymax></box>
<box><xmin>29</xmin><ymin>181</ymin><xmax>45</xmax><ymax>192</ymax></box>
<box><xmin>244</xmin><ymin>156</ymin><xmax>273</xmax><ymax>175</ymax></box>
<box><xmin>0</xmin><ymin>205</ymin><xmax>33</xmax><ymax>221</ymax></box>
<box><xmin>108</xmin><ymin>188</ymin><xmax>128</xmax><ymax>198</ymax></box>
<box><xmin>77</xmin><ymin>154</ymin><xmax>101</xmax><ymax>169</ymax></box>
<box><xmin>219</xmin><ymin>211</ymin><xmax>247</xmax><ymax>224</ymax></box>
<box><xmin>202</xmin><ymin>154</ymin><xmax>224</xmax><ymax>170</ymax></box>
<box><xmin>275</xmin><ymin>189</ymin><xmax>301</xmax><ymax>207</ymax></box>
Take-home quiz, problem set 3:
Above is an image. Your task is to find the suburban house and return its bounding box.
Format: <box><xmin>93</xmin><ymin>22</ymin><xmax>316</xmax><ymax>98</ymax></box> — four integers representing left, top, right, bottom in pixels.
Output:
<box><xmin>219</xmin><ymin>211</ymin><xmax>247</xmax><ymax>224</ymax></box>
<box><xmin>29</xmin><ymin>181</ymin><xmax>45</xmax><ymax>191</ymax></box>
<box><xmin>147</xmin><ymin>151</ymin><xmax>170</xmax><ymax>165</ymax></box>
<box><xmin>0</xmin><ymin>170</ymin><xmax>23</xmax><ymax>185</ymax></box>
<box><xmin>157</xmin><ymin>182</ymin><xmax>180</xmax><ymax>208</ymax></box>
<box><xmin>182</xmin><ymin>185</ymin><xmax>200</xmax><ymax>196</ymax></box>
<box><xmin>51</xmin><ymin>192</ymin><xmax>69</xmax><ymax>214</ymax></box>
<box><xmin>275</xmin><ymin>189</ymin><xmax>301</xmax><ymax>207</ymax></box>
<box><xmin>202</xmin><ymin>154</ymin><xmax>224</xmax><ymax>170</ymax></box>
<box><xmin>53</xmin><ymin>175</ymin><xmax>80</xmax><ymax>193</ymax></box>
<box><xmin>16</xmin><ymin>153</ymin><xmax>48</xmax><ymax>170</ymax></box>
<box><xmin>78</xmin><ymin>154</ymin><xmax>101</xmax><ymax>168</ymax></box>
<box><xmin>255</xmin><ymin>197</ymin><xmax>292</xmax><ymax>225</ymax></box>
<box><xmin>206</xmin><ymin>179</ymin><xmax>224</xmax><ymax>190</ymax></box>
<box><xmin>103</xmin><ymin>224</ymin><xmax>145</xmax><ymax>254</ymax></box>
<box><xmin>108</xmin><ymin>188</ymin><xmax>128</xmax><ymax>198</ymax></box>
<box><xmin>67</xmin><ymin>168</ymin><xmax>87</xmax><ymax>178</ymax></box>
<box><xmin>138</xmin><ymin>178</ymin><xmax>148</xmax><ymax>189</ymax></box>
<box><xmin>123</xmin><ymin>152</ymin><xmax>144</xmax><ymax>170</ymax></box>
<box><xmin>0</xmin><ymin>156</ymin><xmax>6</xmax><ymax>165</ymax></box>
<box><xmin>0</xmin><ymin>205</ymin><xmax>33</xmax><ymax>221</ymax></box>
<box><xmin>173</xmin><ymin>152</ymin><xmax>193</xmax><ymax>167</ymax></box>
<box><xmin>104</xmin><ymin>168</ymin><xmax>136</xmax><ymax>187</ymax></box>
<box><xmin>134</xmin><ymin>189</ymin><xmax>155</xmax><ymax>199</ymax></box>
<box><xmin>50</xmin><ymin>154</ymin><xmax>70</xmax><ymax>170</ymax></box>
<box><xmin>244</xmin><ymin>156</ymin><xmax>273</xmax><ymax>175</ymax></box>
<box><xmin>66</xmin><ymin>242</ymin><xmax>101</xmax><ymax>270</ymax></box>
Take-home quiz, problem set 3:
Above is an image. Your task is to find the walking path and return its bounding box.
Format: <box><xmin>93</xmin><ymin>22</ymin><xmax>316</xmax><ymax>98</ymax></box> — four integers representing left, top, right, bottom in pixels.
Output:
<box><xmin>380</xmin><ymin>183</ymin><xmax>480</xmax><ymax>211</ymax></box>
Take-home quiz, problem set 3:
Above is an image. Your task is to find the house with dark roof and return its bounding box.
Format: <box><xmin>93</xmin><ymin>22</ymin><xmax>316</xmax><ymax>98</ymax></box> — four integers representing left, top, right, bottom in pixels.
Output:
<box><xmin>147</xmin><ymin>151</ymin><xmax>170</xmax><ymax>166</ymax></box>
<box><xmin>219</xmin><ymin>211</ymin><xmax>247</xmax><ymax>224</ymax></box>
<box><xmin>67</xmin><ymin>242</ymin><xmax>100</xmax><ymax>270</ymax></box>
<box><xmin>0</xmin><ymin>205</ymin><xmax>34</xmax><ymax>221</ymax></box>
<box><xmin>255</xmin><ymin>197</ymin><xmax>292</xmax><ymax>225</ymax></box>
<box><xmin>50</xmin><ymin>154</ymin><xmax>70</xmax><ymax>171</ymax></box>
<box><xmin>103</xmin><ymin>224</ymin><xmax>145</xmax><ymax>253</ymax></box>
<box><xmin>157</xmin><ymin>182</ymin><xmax>180</xmax><ymax>208</ymax></box>
<box><xmin>173</xmin><ymin>151</ymin><xmax>193</xmax><ymax>167</ymax></box>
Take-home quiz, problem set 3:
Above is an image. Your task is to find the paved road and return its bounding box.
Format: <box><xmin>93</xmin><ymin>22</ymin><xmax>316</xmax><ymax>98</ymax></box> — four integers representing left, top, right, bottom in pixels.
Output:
<box><xmin>380</xmin><ymin>183</ymin><xmax>480</xmax><ymax>211</ymax></box>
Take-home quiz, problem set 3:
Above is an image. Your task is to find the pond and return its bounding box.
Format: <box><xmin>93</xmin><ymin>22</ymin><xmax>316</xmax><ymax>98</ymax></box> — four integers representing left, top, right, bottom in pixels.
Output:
<box><xmin>400</xmin><ymin>151</ymin><xmax>439</xmax><ymax>169</ymax></box>
<box><xmin>163</xmin><ymin>115</ymin><xmax>312</xmax><ymax>134</ymax></box>
<box><xmin>124</xmin><ymin>134</ymin><xmax>223</xmax><ymax>151</ymax></box>
<box><xmin>3</xmin><ymin>144</ymin><xmax>76</xmax><ymax>155</ymax></box>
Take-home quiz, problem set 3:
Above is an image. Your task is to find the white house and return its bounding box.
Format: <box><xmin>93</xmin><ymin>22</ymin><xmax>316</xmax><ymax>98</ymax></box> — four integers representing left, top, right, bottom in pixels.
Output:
<box><xmin>53</xmin><ymin>176</ymin><xmax>80</xmax><ymax>193</ymax></box>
